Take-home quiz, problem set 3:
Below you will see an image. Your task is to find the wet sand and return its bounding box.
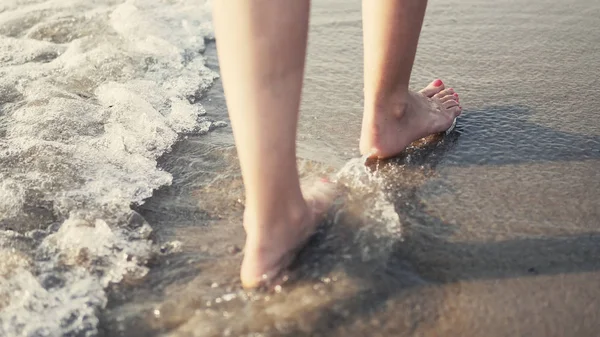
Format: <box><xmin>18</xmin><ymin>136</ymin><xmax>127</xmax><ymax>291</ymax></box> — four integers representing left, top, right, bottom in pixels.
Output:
<box><xmin>101</xmin><ymin>0</ymin><xmax>600</xmax><ymax>336</ymax></box>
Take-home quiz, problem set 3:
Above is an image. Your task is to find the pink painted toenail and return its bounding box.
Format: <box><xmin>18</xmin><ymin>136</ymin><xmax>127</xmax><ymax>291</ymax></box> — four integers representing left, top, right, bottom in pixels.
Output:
<box><xmin>433</xmin><ymin>79</ymin><xmax>443</xmax><ymax>87</ymax></box>
<box><xmin>320</xmin><ymin>177</ymin><xmax>329</xmax><ymax>183</ymax></box>
<box><xmin>453</xmin><ymin>93</ymin><xmax>458</xmax><ymax>97</ymax></box>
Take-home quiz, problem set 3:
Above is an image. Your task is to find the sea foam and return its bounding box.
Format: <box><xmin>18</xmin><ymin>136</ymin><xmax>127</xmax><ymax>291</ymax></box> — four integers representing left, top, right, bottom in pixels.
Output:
<box><xmin>0</xmin><ymin>0</ymin><xmax>219</xmax><ymax>335</ymax></box>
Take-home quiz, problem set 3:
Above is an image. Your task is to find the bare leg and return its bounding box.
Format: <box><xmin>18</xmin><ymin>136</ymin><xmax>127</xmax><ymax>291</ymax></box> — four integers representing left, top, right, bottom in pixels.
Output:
<box><xmin>213</xmin><ymin>1</ymin><xmax>335</xmax><ymax>288</ymax></box>
<box><xmin>359</xmin><ymin>0</ymin><xmax>462</xmax><ymax>158</ymax></box>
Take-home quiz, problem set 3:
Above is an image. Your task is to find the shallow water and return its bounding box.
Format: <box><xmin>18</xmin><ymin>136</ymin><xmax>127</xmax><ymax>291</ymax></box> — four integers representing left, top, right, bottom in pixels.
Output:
<box><xmin>2</xmin><ymin>0</ymin><xmax>600</xmax><ymax>336</ymax></box>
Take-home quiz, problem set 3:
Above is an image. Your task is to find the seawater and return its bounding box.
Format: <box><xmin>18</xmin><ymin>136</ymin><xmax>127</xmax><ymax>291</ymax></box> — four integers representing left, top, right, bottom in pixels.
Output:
<box><xmin>3</xmin><ymin>0</ymin><xmax>600</xmax><ymax>336</ymax></box>
<box><xmin>0</xmin><ymin>1</ymin><xmax>222</xmax><ymax>335</ymax></box>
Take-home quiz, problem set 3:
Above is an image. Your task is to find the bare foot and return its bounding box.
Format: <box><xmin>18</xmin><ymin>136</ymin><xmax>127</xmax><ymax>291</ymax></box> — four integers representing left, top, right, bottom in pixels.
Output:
<box><xmin>359</xmin><ymin>79</ymin><xmax>462</xmax><ymax>158</ymax></box>
<box><xmin>240</xmin><ymin>180</ymin><xmax>337</xmax><ymax>289</ymax></box>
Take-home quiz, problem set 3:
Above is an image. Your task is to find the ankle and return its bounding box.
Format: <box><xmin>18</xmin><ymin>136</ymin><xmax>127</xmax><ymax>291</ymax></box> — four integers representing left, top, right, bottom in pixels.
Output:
<box><xmin>364</xmin><ymin>88</ymin><xmax>410</xmax><ymax>120</ymax></box>
<box><xmin>243</xmin><ymin>198</ymin><xmax>309</xmax><ymax>245</ymax></box>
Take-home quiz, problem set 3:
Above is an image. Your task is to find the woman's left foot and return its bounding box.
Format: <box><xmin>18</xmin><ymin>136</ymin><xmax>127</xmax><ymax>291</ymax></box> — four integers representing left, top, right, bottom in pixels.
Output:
<box><xmin>359</xmin><ymin>79</ymin><xmax>462</xmax><ymax>158</ymax></box>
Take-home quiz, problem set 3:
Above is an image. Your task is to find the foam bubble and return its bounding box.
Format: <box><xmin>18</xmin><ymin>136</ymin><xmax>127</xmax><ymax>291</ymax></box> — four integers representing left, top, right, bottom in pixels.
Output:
<box><xmin>0</xmin><ymin>0</ymin><xmax>219</xmax><ymax>335</ymax></box>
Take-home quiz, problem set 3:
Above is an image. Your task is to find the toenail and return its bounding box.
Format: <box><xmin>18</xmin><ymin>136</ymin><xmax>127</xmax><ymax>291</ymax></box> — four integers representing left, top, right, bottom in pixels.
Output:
<box><xmin>320</xmin><ymin>177</ymin><xmax>329</xmax><ymax>183</ymax></box>
<box><xmin>433</xmin><ymin>79</ymin><xmax>443</xmax><ymax>87</ymax></box>
<box><xmin>453</xmin><ymin>93</ymin><xmax>458</xmax><ymax>97</ymax></box>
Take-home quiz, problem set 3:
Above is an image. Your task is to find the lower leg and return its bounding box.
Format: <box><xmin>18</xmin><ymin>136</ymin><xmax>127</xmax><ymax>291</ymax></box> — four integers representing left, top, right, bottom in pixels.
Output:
<box><xmin>360</xmin><ymin>0</ymin><xmax>461</xmax><ymax>158</ymax></box>
<box><xmin>213</xmin><ymin>0</ymin><xmax>334</xmax><ymax>288</ymax></box>
<box><xmin>362</xmin><ymin>0</ymin><xmax>427</xmax><ymax>109</ymax></box>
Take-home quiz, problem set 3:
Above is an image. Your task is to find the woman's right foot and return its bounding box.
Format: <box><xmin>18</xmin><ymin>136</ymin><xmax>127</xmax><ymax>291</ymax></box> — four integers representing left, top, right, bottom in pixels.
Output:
<box><xmin>359</xmin><ymin>79</ymin><xmax>462</xmax><ymax>158</ymax></box>
<box><xmin>240</xmin><ymin>180</ymin><xmax>337</xmax><ymax>289</ymax></box>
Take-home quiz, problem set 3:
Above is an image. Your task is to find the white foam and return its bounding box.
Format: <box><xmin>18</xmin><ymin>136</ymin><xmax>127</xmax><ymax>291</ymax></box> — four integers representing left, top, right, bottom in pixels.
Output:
<box><xmin>0</xmin><ymin>179</ymin><xmax>25</xmax><ymax>218</ymax></box>
<box><xmin>0</xmin><ymin>0</ymin><xmax>218</xmax><ymax>335</ymax></box>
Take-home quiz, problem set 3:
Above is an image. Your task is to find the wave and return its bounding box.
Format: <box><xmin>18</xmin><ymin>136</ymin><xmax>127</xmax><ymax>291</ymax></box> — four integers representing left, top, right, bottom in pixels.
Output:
<box><xmin>0</xmin><ymin>0</ymin><xmax>220</xmax><ymax>335</ymax></box>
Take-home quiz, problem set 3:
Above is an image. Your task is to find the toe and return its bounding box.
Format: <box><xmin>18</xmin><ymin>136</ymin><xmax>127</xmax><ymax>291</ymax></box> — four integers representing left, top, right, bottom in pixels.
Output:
<box><xmin>433</xmin><ymin>88</ymin><xmax>455</xmax><ymax>98</ymax></box>
<box><xmin>434</xmin><ymin>88</ymin><xmax>455</xmax><ymax>98</ymax></box>
<box><xmin>419</xmin><ymin>79</ymin><xmax>445</xmax><ymax>97</ymax></box>
<box><xmin>443</xmin><ymin>99</ymin><xmax>459</xmax><ymax>109</ymax></box>
<box><xmin>439</xmin><ymin>94</ymin><xmax>457</xmax><ymax>103</ymax></box>
<box><xmin>448</xmin><ymin>105</ymin><xmax>462</xmax><ymax>118</ymax></box>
